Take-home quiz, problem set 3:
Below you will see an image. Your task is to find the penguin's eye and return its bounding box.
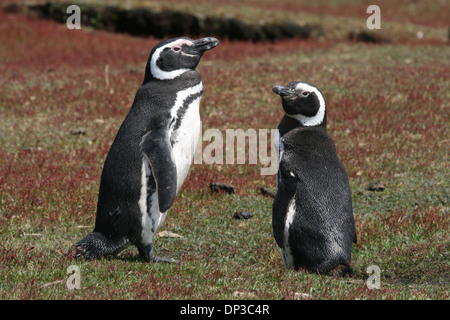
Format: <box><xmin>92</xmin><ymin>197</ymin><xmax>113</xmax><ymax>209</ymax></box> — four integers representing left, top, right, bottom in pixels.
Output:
<box><xmin>172</xmin><ymin>47</ymin><xmax>181</xmax><ymax>52</ymax></box>
<box><xmin>301</xmin><ymin>91</ymin><xmax>310</xmax><ymax>97</ymax></box>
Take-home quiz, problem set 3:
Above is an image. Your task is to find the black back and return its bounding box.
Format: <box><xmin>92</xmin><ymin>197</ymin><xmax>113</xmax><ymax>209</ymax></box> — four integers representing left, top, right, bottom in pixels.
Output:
<box><xmin>273</xmin><ymin>121</ymin><xmax>355</xmax><ymax>272</ymax></box>
<box><xmin>272</xmin><ymin>82</ymin><xmax>356</xmax><ymax>275</ymax></box>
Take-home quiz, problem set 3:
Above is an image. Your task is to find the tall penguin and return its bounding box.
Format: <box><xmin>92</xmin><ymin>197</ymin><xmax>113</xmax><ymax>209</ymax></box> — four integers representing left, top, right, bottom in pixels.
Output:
<box><xmin>72</xmin><ymin>37</ymin><xmax>219</xmax><ymax>262</ymax></box>
<box><xmin>272</xmin><ymin>81</ymin><xmax>356</xmax><ymax>276</ymax></box>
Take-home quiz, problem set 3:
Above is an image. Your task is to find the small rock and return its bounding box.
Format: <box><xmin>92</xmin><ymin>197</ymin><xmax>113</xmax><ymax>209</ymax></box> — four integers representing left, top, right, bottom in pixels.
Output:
<box><xmin>232</xmin><ymin>290</ymin><xmax>256</xmax><ymax>299</ymax></box>
<box><xmin>157</xmin><ymin>230</ymin><xmax>183</xmax><ymax>238</ymax></box>
<box><xmin>367</xmin><ymin>182</ymin><xmax>386</xmax><ymax>192</ymax></box>
<box><xmin>233</xmin><ymin>211</ymin><xmax>254</xmax><ymax>220</ymax></box>
<box><xmin>294</xmin><ymin>292</ymin><xmax>314</xmax><ymax>300</ymax></box>
<box><xmin>210</xmin><ymin>182</ymin><xmax>234</xmax><ymax>194</ymax></box>
<box><xmin>260</xmin><ymin>186</ymin><xmax>275</xmax><ymax>198</ymax></box>
<box><xmin>70</xmin><ymin>127</ymin><xmax>86</xmax><ymax>135</ymax></box>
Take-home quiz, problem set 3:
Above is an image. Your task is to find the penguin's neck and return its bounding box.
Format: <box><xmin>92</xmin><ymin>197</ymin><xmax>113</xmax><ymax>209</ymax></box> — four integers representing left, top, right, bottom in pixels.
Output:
<box><xmin>278</xmin><ymin>114</ymin><xmax>327</xmax><ymax>137</ymax></box>
<box><xmin>143</xmin><ymin>69</ymin><xmax>201</xmax><ymax>89</ymax></box>
<box><xmin>173</xmin><ymin>70</ymin><xmax>202</xmax><ymax>89</ymax></box>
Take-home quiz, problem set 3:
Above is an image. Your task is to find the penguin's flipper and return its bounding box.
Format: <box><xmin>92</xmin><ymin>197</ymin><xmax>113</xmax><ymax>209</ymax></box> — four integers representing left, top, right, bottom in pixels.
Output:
<box><xmin>272</xmin><ymin>167</ymin><xmax>297</xmax><ymax>248</ymax></box>
<box><xmin>141</xmin><ymin>129</ymin><xmax>177</xmax><ymax>213</ymax></box>
<box><xmin>272</xmin><ymin>196</ymin><xmax>286</xmax><ymax>248</ymax></box>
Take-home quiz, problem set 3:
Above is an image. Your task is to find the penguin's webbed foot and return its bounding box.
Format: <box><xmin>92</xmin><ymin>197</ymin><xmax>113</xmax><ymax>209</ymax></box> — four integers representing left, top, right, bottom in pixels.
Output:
<box><xmin>138</xmin><ymin>245</ymin><xmax>179</xmax><ymax>264</ymax></box>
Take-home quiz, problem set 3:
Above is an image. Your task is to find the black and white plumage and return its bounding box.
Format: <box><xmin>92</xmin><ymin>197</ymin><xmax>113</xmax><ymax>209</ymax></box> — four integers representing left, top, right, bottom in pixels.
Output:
<box><xmin>272</xmin><ymin>81</ymin><xmax>356</xmax><ymax>277</ymax></box>
<box><xmin>72</xmin><ymin>37</ymin><xmax>219</xmax><ymax>262</ymax></box>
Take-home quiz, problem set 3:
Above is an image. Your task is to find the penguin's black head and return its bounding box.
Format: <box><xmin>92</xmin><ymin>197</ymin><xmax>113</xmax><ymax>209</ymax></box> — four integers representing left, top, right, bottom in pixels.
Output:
<box><xmin>272</xmin><ymin>81</ymin><xmax>326</xmax><ymax>127</ymax></box>
<box><xmin>145</xmin><ymin>37</ymin><xmax>219</xmax><ymax>81</ymax></box>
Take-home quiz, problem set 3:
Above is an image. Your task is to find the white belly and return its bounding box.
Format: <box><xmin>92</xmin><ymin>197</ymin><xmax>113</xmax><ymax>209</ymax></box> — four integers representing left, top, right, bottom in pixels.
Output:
<box><xmin>140</xmin><ymin>83</ymin><xmax>202</xmax><ymax>246</ymax></box>
<box><xmin>282</xmin><ymin>198</ymin><xmax>296</xmax><ymax>269</ymax></box>
<box><xmin>171</xmin><ymin>96</ymin><xmax>201</xmax><ymax>193</ymax></box>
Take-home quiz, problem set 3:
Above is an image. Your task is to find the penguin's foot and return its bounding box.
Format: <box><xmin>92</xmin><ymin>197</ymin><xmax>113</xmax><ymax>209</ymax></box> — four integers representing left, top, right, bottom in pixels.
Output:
<box><xmin>70</xmin><ymin>232</ymin><xmax>130</xmax><ymax>261</ymax></box>
<box><xmin>327</xmin><ymin>264</ymin><xmax>353</xmax><ymax>277</ymax></box>
<box><xmin>138</xmin><ymin>245</ymin><xmax>179</xmax><ymax>264</ymax></box>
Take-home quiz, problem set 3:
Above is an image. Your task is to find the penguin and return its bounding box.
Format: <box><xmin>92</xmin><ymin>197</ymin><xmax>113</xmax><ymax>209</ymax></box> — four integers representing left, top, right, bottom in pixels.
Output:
<box><xmin>271</xmin><ymin>81</ymin><xmax>356</xmax><ymax>277</ymax></box>
<box><xmin>71</xmin><ymin>37</ymin><xmax>219</xmax><ymax>262</ymax></box>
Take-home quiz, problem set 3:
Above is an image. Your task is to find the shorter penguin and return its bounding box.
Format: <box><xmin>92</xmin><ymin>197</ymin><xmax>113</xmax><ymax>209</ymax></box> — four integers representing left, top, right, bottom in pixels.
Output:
<box><xmin>271</xmin><ymin>81</ymin><xmax>356</xmax><ymax>277</ymax></box>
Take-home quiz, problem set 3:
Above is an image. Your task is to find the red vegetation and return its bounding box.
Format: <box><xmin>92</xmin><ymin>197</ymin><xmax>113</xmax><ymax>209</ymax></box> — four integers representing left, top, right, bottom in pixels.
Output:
<box><xmin>0</xmin><ymin>1</ymin><xmax>448</xmax><ymax>300</ymax></box>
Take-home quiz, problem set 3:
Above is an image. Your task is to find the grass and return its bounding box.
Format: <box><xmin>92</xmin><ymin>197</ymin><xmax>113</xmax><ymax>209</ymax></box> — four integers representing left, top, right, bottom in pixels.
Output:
<box><xmin>0</xmin><ymin>1</ymin><xmax>449</xmax><ymax>300</ymax></box>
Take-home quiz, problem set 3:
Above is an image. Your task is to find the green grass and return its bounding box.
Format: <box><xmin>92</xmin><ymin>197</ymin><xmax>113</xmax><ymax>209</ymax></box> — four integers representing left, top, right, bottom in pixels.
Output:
<box><xmin>0</xmin><ymin>1</ymin><xmax>449</xmax><ymax>300</ymax></box>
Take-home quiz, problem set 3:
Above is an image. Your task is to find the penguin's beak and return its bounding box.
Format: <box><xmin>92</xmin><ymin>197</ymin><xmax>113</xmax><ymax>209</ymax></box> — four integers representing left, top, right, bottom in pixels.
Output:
<box><xmin>189</xmin><ymin>37</ymin><xmax>219</xmax><ymax>55</ymax></box>
<box><xmin>272</xmin><ymin>85</ymin><xmax>294</xmax><ymax>97</ymax></box>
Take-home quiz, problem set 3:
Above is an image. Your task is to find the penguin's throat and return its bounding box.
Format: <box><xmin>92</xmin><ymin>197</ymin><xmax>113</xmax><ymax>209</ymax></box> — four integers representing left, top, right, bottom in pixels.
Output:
<box><xmin>286</xmin><ymin>110</ymin><xmax>325</xmax><ymax>127</ymax></box>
